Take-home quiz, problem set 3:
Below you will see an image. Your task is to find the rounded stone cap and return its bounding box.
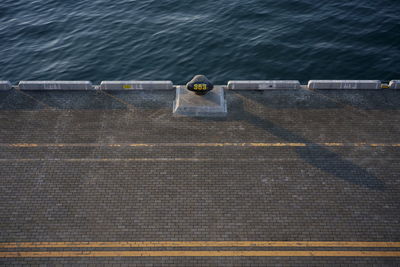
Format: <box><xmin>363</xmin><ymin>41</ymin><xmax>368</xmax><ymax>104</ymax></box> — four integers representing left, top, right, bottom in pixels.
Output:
<box><xmin>186</xmin><ymin>75</ymin><xmax>214</xmax><ymax>95</ymax></box>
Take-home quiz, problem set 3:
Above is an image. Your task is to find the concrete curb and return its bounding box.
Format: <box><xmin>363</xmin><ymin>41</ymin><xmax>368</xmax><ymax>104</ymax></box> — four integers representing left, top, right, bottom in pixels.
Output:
<box><xmin>0</xmin><ymin>79</ymin><xmax>397</xmax><ymax>91</ymax></box>
<box><xmin>227</xmin><ymin>80</ymin><xmax>301</xmax><ymax>90</ymax></box>
<box><xmin>18</xmin><ymin>81</ymin><xmax>94</xmax><ymax>90</ymax></box>
<box><xmin>100</xmin><ymin>81</ymin><xmax>173</xmax><ymax>90</ymax></box>
<box><xmin>0</xmin><ymin>81</ymin><xmax>12</xmax><ymax>91</ymax></box>
<box><xmin>308</xmin><ymin>80</ymin><xmax>381</xmax><ymax>90</ymax></box>
<box><xmin>389</xmin><ymin>80</ymin><xmax>399</xmax><ymax>89</ymax></box>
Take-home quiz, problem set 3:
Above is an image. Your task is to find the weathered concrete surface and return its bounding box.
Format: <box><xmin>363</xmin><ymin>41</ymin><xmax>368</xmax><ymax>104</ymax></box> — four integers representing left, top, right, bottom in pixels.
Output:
<box><xmin>0</xmin><ymin>89</ymin><xmax>400</xmax><ymax>266</ymax></box>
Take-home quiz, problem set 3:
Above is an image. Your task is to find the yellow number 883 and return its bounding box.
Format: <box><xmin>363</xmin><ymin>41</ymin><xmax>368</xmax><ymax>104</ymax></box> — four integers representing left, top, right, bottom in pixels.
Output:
<box><xmin>193</xmin><ymin>84</ymin><xmax>207</xmax><ymax>90</ymax></box>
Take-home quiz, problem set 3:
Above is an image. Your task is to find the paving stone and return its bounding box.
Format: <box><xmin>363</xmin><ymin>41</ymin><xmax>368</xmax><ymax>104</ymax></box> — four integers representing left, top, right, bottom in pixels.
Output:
<box><xmin>0</xmin><ymin>90</ymin><xmax>399</xmax><ymax>265</ymax></box>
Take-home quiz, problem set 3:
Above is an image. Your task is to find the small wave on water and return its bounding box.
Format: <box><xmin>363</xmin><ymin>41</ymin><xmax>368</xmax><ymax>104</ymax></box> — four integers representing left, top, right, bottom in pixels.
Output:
<box><xmin>0</xmin><ymin>0</ymin><xmax>399</xmax><ymax>84</ymax></box>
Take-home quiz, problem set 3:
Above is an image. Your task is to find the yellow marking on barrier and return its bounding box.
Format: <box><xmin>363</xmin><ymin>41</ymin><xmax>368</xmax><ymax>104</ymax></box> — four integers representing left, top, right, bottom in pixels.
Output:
<box><xmin>1</xmin><ymin>241</ymin><xmax>400</xmax><ymax>248</ymax></box>
<box><xmin>0</xmin><ymin>251</ymin><xmax>400</xmax><ymax>258</ymax></box>
<box><xmin>123</xmin><ymin>84</ymin><xmax>132</xmax><ymax>89</ymax></box>
<box><xmin>1</xmin><ymin>143</ymin><xmax>400</xmax><ymax>148</ymax></box>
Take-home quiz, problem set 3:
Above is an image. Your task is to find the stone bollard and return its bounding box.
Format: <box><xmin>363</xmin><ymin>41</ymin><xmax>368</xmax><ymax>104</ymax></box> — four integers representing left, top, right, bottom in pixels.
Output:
<box><xmin>186</xmin><ymin>75</ymin><xmax>214</xmax><ymax>95</ymax></box>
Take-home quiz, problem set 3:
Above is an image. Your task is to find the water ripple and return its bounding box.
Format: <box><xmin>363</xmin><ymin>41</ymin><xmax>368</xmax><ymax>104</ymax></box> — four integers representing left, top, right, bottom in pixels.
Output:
<box><xmin>0</xmin><ymin>0</ymin><xmax>399</xmax><ymax>84</ymax></box>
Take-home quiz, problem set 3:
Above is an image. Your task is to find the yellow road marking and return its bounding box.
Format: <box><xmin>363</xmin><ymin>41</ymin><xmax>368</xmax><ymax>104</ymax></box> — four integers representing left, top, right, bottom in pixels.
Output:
<box><xmin>249</xmin><ymin>143</ymin><xmax>307</xmax><ymax>147</ymax></box>
<box><xmin>1</xmin><ymin>241</ymin><xmax>399</xmax><ymax>248</ymax></box>
<box><xmin>0</xmin><ymin>158</ymin><xmax>221</xmax><ymax>162</ymax></box>
<box><xmin>0</xmin><ymin>251</ymin><xmax>400</xmax><ymax>257</ymax></box>
<box><xmin>1</xmin><ymin>143</ymin><xmax>400</xmax><ymax>148</ymax></box>
<box><xmin>1</xmin><ymin>157</ymin><xmax>396</xmax><ymax>162</ymax></box>
<box><xmin>128</xmin><ymin>143</ymin><xmax>156</xmax><ymax>147</ymax></box>
<box><xmin>8</xmin><ymin>143</ymin><xmax>39</xmax><ymax>147</ymax></box>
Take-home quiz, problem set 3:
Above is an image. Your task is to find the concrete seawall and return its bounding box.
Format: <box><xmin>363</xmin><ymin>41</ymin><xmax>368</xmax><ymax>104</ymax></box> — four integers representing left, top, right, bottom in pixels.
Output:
<box><xmin>0</xmin><ymin>80</ymin><xmax>399</xmax><ymax>91</ymax></box>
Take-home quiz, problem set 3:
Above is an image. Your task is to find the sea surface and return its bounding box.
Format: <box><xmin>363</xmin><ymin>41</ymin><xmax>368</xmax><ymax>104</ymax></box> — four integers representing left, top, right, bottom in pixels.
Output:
<box><xmin>0</xmin><ymin>0</ymin><xmax>399</xmax><ymax>84</ymax></box>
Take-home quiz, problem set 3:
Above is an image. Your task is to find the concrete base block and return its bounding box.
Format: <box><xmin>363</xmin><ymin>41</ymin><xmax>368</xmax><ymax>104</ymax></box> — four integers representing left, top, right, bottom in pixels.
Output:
<box><xmin>0</xmin><ymin>81</ymin><xmax>12</xmax><ymax>91</ymax></box>
<box><xmin>19</xmin><ymin>81</ymin><xmax>94</xmax><ymax>90</ymax></box>
<box><xmin>100</xmin><ymin>81</ymin><xmax>173</xmax><ymax>90</ymax></box>
<box><xmin>389</xmin><ymin>80</ymin><xmax>399</xmax><ymax>89</ymax></box>
<box><xmin>173</xmin><ymin>86</ymin><xmax>227</xmax><ymax>117</ymax></box>
<box><xmin>228</xmin><ymin>80</ymin><xmax>301</xmax><ymax>90</ymax></box>
<box><xmin>308</xmin><ymin>80</ymin><xmax>381</xmax><ymax>90</ymax></box>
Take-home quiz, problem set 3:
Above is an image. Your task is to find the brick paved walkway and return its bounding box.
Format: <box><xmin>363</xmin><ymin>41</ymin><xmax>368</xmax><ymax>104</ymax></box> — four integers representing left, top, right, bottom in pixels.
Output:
<box><xmin>0</xmin><ymin>89</ymin><xmax>399</xmax><ymax>266</ymax></box>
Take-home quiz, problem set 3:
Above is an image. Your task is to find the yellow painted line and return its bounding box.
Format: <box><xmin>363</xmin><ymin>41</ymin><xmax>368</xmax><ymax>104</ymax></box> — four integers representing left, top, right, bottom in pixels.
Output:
<box><xmin>2</xmin><ymin>157</ymin><xmax>395</xmax><ymax>162</ymax></box>
<box><xmin>128</xmin><ymin>144</ymin><xmax>156</xmax><ymax>147</ymax></box>
<box><xmin>1</xmin><ymin>241</ymin><xmax>400</xmax><ymax>248</ymax></box>
<box><xmin>249</xmin><ymin>142</ymin><xmax>307</xmax><ymax>147</ymax></box>
<box><xmin>0</xmin><ymin>251</ymin><xmax>400</xmax><ymax>257</ymax></box>
<box><xmin>1</xmin><ymin>143</ymin><xmax>400</xmax><ymax>148</ymax></box>
<box><xmin>0</xmin><ymin>158</ymin><xmax>223</xmax><ymax>162</ymax></box>
<box><xmin>8</xmin><ymin>143</ymin><xmax>39</xmax><ymax>147</ymax></box>
<box><xmin>322</xmin><ymin>143</ymin><xmax>346</xmax><ymax>146</ymax></box>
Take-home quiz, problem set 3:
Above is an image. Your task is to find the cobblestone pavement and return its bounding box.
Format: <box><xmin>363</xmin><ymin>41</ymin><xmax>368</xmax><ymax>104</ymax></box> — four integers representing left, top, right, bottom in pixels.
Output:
<box><xmin>0</xmin><ymin>89</ymin><xmax>399</xmax><ymax>266</ymax></box>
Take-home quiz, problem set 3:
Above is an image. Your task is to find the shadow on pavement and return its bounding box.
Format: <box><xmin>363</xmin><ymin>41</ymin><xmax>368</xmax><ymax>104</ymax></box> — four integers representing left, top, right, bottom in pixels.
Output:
<box><xmin>241</xmin><ymin>111</ymin><xmax>385</xmax><ymax>191</ymax></box>
<box><xmin>213</xmin><ymin>91</ymin><xmax>386</xmax><ymax>191</ymax></box>
<box><xmin>0</xmin><ymin>90</ymin><xmax>174</xmax><ymax>110</ymax></box>
<box><xmin>227</xmin><ymin>89</ymin><xmax>341</xmax><ymax>110</ymax></box>
<box><xmin>313</xmin><ymin>90</ymin><xmax>400</xmax><ymax>110</ymax></box>
<box><xmin>0</xmin><ymin>88</ymin><xmax>387</xmax><ymax>191</ymax></box>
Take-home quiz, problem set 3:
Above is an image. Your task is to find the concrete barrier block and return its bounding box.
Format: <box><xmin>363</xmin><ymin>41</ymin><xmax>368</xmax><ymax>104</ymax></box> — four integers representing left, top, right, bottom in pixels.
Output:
<box><xmin>100</xmin><ymin>81</ymin><xmax>173</xmax><ymax>90</ymax></box>
<box><xmin>227</xmin><ymin>80</ymin><xmax>301</xmax><ymax>90</ymax></box>
<box><xmin>389</xmin><ymin>80</ymin><xmax>400</xmax><ymax>89</ymax></box>
<box><xmin>173</xmin><ymin>86</ymin><xmax>227</xmax><ymax>117</ymax></box>
<box><xmin>308</xmin><ymin>80</ymin><xmax>381</xmax><ymax>90</ymax></box>
<box><xmin>0</xmin><ymin>81</ymin><xmax>12</xmax><ymax>91</ymax></box>
<box><xmin>19</xmin><ymin>81</ymin><xmax>94</xmax><ymax>90</ymax></box>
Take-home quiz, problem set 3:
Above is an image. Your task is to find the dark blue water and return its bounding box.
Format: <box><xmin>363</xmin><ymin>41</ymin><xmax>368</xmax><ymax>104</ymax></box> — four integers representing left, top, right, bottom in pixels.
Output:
<box><xmin>0</xmin><ymin>0</ymin><xmax>399</xmax><ymax>84</ymax></box>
